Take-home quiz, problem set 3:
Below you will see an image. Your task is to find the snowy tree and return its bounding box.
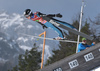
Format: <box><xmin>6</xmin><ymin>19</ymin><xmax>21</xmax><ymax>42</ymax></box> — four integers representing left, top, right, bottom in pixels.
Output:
<box><xmin>10</xmin><ymin>44</ymin><xmax>41</xmax><ymax>71</ymax></box>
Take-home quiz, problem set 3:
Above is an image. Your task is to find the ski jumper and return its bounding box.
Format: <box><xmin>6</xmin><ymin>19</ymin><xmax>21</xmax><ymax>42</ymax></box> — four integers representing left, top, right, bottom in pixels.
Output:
<box><xmin>77</xmin><ymin>43</ymin><xmax>95</xmax><ymax>52</ymax></box>
<box><xmin>30</xmin><ymin>12</ymin><xmax>64</xmax><ymax>38</ymax></box>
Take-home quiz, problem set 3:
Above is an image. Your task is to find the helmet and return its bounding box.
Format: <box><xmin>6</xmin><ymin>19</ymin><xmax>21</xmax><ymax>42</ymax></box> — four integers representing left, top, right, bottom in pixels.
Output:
<box><xmin>24</xmin><ymin>9</ymin><xmax>33</xmax><ymax>17</ymax></box>
<box><xmin>82</xmin><ymin>38</ymin><xmax>86</xmax><ymax>41</ymax></box>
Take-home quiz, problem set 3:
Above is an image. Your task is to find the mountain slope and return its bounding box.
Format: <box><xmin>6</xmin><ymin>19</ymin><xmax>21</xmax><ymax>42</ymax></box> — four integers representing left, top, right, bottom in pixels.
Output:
<box><xmin>0</xmin><ymin>11</ymin><xmax>60</xmax><ymax>68</ymax></box>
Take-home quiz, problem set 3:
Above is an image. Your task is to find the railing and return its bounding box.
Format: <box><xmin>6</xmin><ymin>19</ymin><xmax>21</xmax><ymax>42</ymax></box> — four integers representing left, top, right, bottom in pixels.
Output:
<box><xmin>36</xmin><ymin>43</ymin><xmax>100</xmax><ymax>71</ymax></box>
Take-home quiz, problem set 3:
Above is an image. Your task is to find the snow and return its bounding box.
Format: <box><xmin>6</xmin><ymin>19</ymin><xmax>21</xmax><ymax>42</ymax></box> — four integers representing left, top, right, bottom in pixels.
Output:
<box><xmin>0</xmin><ymin>37</ymin><xmax>3</xmax><ymax>40</ymax></box>
<box><xmin>19</xmin><ymin>45</ymin><xmax>32</xmax><ymax>51</ymax></box>
<box><xmin>17</xmin><ymin>37</ymin><xmax>28</xmax><ymax>42</ymax></box>
<box><xmin>8</xmin><ymin>43</ymin><xmax>13</xmax><ymax>49</ymax></box>
<box><xmin>0</xmin><ymin>58</ymin><xmax>8</xmax><ymax>63</ymax></box>
<box><xmin>38</xmin><ymin>44</ymin><xmax>53</xmax><ymax>64</ymax></box>
<box><xmin>91</xmin><ymin>66</ymin><xmax>100</xmax><ymax>71</ymax></box>
<box><xmin>27</xmin><ymin>25</ymin><xmax>33</xmax><ymax>29</ymax></box>
<box><xmin>0</xmin><ymin>12</ymin><xmax>9</xmax><ymax>17</ymax></box>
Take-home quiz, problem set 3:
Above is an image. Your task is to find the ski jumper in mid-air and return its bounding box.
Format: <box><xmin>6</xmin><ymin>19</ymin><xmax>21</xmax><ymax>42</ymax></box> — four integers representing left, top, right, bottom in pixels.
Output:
<box><xmin>24</xmin><ymin>9</ymin><xmax>75</xmax><ymax>40</ymax></box>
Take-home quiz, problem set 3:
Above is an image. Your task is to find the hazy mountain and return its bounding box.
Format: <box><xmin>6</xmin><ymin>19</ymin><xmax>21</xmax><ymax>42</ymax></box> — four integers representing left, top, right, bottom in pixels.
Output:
<box><xmin>0</xmin><ymin>11</ymin><xmax>60</xmax><ymax>70</ymax></box>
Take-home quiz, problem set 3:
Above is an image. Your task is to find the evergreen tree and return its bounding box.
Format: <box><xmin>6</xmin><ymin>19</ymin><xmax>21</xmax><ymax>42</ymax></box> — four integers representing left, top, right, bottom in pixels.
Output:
<box><xmin>89</xmin><ymin>14</ymin><xmax>100</xmax><ymax>43</ymax></box>
<box><xmin>10</xmin><ymin>43</ymin><xmax>41</xmax><ymax>71</ymax></box>
<box><xmin>9</xmin><ymin>65</ymin><xmax>18</xmax><ymax>71</ymax></box>
<box><xmin>81</xmin><ymin>20</ymin><xmax>91</xmax><ymax>35</ymax></box>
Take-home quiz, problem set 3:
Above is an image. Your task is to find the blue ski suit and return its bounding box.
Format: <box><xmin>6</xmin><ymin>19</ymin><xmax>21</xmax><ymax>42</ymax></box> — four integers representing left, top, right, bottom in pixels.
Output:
<box><xmin>30</xmin><ymin>12</ymin><xmax>75</xmax><ymax>38</ymax></box>
<box><xmin>77</xmin><ymin>43</ymin><xmax>95</xmax><ymax>53</ymax></box>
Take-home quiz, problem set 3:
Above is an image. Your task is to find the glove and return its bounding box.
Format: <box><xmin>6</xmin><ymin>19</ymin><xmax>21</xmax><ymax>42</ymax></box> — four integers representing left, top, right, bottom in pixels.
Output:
<box><xmin>55</xmin><ymin>13</ymin><xmax>62</xmax><ymax>18</ymax></box>
<box><xmin>42</xmin><ymin>25</ymin><xmax>48</xmax><ymax>29</ymax></box>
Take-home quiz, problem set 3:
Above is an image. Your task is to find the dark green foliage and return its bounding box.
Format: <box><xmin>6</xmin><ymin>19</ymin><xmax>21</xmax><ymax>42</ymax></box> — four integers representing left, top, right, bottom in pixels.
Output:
<box><xmin>81</xmin><ymin>20</ymin><xmax>91</xmax><ymax>35</ymax></box>
<box><xmin>10</xmin><ymin>44</ymin><xmax>41</xmax><ymax>71</ymax></box>
<box><xmin>45</xmin><ymin>42</ymin><xmax>76</xmax><ymax>66</ymax></box>
<box><xmin>10</xmin><ymin>65</ymin><xmax>18</xmax><ymax>71</ymax></box>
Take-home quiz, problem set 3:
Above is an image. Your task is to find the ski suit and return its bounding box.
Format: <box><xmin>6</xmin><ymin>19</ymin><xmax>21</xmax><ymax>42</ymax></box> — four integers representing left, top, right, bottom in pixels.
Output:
<box><xmin>30</xmin><ymin>12</ymin><xmax>74</xmax><ymax>38</ymax></box>
<box><xmin>77</xmin><ymin>43</ymin><xmax>95</xmax><ymax>53</ymax></box>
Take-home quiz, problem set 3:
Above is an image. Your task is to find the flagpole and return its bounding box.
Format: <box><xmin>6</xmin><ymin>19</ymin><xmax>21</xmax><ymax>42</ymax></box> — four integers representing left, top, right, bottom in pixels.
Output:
<box><xmin>39</xmin><ymin>31</ymin><xmax>46</xmax><ymax>69</ymax></box>
<box><xmin>76</xmin><ymin>0</ymin><xmax>84</xmax><ymax>53</ymax></box>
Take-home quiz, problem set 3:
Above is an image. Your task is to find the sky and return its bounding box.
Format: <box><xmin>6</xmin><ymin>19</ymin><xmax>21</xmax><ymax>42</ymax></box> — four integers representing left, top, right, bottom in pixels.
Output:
<box><xmin>0</xmin><ymin>0</ymin><xmax>100</xmax><ymax>24</ymax></box>
<box><xmin>0</xmin><ymin>0</ymin><xmax>100</xmax><ymax>66</ymax></box>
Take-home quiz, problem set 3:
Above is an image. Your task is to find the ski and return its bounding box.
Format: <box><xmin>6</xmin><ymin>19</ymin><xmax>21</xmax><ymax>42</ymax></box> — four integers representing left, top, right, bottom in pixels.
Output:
<box><xmin>42</xmin><ymin>16</ymin><xmax>94</xmax><ymax>40</ymax></box>
<box><xmin>18</xmin><ymin>33</ymin><xmax>81</xmax><ymax>43</ymax></box>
